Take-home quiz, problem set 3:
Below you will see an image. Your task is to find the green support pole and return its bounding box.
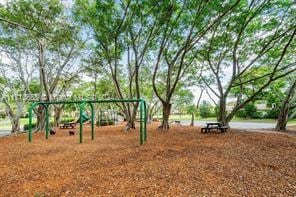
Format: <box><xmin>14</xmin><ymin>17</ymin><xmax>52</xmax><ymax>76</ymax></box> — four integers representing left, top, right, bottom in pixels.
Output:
<box><xmin>28</xmin><ymin>103</ymin><xmax>34</xmax><ymax>142</ymax></box>
<box><xmin>139</xmin><ymin>100</ymin><xmax>143</xmax><ymax>145</ymax></box>
<box><xmin>89</xmin><ymin>102</ymin><xmax>95</xmax><ymax>140</ymax></box>
<box><xmin>79</xmin><ymin>102</ymin><xmax>85</xmax><ymax>144</ymax></box>
<box><xmin>45</xmin><ymin>105</ymin><xmax>49</xmax><ymax>140</ymax></box>
<box><xmin>99</xmin><ymin>110</ymin><xmax>101</xmax><ymax>127</ymax></box>
<box><xmin>143</xmin><ymin>101</ymin><xmax>147</xmax><ymax>142</ymax></box>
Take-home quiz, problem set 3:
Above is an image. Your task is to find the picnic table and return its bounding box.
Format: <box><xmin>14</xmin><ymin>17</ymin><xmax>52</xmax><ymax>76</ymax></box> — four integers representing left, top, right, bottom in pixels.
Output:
<box><xmin>201</xmin><ymin>122</ymin><xmax>228</xmax><ymax>133</ymax></box>
<box><xmin>59</xmin><ymin>122</ymin><xmax>76</xmax><ymax>129</ymax></box>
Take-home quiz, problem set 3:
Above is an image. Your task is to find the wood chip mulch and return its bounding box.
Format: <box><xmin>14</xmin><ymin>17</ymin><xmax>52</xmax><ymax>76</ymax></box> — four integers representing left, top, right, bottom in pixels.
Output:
<box><xmin>0</xmin><ymin>123</ymin><xmax>295</xmax><ymax>196</ymax></box>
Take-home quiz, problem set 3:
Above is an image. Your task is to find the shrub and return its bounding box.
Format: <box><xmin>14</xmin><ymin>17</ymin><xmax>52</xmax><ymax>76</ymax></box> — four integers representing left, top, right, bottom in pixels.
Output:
<box><xmin>20</xmin><ymin>113</ymin><xmax>29</xmax><ymax>118</ymax></box>
<box><xmin>96</xmin><ymin>119</ymin><xmax>115</xmax><ymax>126</ymax></box>
<box><xmin>0</xmin><ymin>112</ymin><xmax>6</xmax><ymax>119</ymax></box>
<box><xmin>264</xmin><ymin>108</ymin><xmax>279</xmax><ymax>119</ymax></box>
<box><xmin>60</xmin><ymin>118</ymin><xmax>75</xmax><ymax>124</ymax></box>
<box><xmin>252</xmin><ymin>111</ymin><xmax>263</xmax><ymax>119</ymax></box>
<box><xmin>23</xmin><ymin>122</ymin><xmax>54</xmax><ymax>130</ymax></box>
<box><xmin>235</xmin><ymin>103</ymin><xmax>261</xmax><ymax>119</ymax></box>
<box><xmin>199</xmin><ymin>101</ymin><xmax>214</xmax><ymax>118</ymax></box>
<box><xmin>236</xmin><ymin>110</ymin><xmax>246</xmax><ymax>118</ymax></box>
<box><xmin>23</xmin><ymin>123</ymin><xmax>37</xmax><ymax>131</ymax></box>
<box><xmin>244</xmin><ymin>103</ymin><xmax>257</xmax><ymax>119</ymax></box>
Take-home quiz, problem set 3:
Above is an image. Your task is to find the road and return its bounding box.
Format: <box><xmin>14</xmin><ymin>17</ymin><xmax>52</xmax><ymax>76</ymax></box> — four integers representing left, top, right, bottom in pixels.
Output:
<box><xmin>0</xmin><ymin>130</ymin><xmax>10</xmax><ymax>137</ymax></box>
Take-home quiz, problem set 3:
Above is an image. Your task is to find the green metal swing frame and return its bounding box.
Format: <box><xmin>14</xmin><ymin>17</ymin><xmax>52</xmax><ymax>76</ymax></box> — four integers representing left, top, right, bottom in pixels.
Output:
<box><xmin>28</xmin><ymin>99</ymin><xmax>147</xmax><ymax>145</ymax></box>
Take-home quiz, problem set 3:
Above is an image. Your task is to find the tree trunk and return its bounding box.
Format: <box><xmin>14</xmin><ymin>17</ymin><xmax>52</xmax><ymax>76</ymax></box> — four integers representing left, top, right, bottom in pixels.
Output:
<box><xmin>124</xmin><ymin>115</ymin><xmax>136</xmax><ymax>131</ymax></box>
<box><xmin>54</xmin><ymin>106</ymin><xmax>63</xmax><ymax>127</ymax></box>
<box><xmin>36</xmin><ymin>105</ymin><xmax>46</xmax><ymax>131</ymax></box>
<box><xmin>275</xmin><ymin>80</ymin><xmax>296</xmax><ymax>131</ymax></box>
<box><xmin>190</xmin><ymin>113</ymin><xmax>194</xmax><ymax>126</ymax></box>
<box><xmin>148</xmin><ymin>114</ymin><xmax>152</xmax><ymax>124</ymax></box>
<box><xmin>123</xmin><ymin>104</ymin><xmax>137</xmax><ymax>132</ymax></box>
<box><xmin>11</xmin><ymin>118</ymin><xmax>20</xmax><ymax>134</ymax></box>
<box><xmin>217</xmin><ymin>97</ymin><xmax>229</xmax><ymax>126</ymax></box>
<box><xmin>3</xmin><ymin>100</ymin><xmax>21</xmax><ymax>134</ymax></box>
<box><xmin>275</xmin><ymin>108</ymin><xmax>289</xmax><ymax>131</ymax></box>
<box><xmin>159</xmin><ymin>102</ymin><xmax>171</xmax><ymax>130</ymax></box>
<box><xmin>125</xmin><ymin>120</ymin><xmax>136</xmax><ymax>131</ymax></box>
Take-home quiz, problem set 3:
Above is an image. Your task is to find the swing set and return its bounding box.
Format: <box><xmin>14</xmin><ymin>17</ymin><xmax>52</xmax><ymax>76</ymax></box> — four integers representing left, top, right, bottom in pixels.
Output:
<box><xmin>28</xmin><ymin>99</ymin><xmax>147</xmax><ymax>145</ymax></box>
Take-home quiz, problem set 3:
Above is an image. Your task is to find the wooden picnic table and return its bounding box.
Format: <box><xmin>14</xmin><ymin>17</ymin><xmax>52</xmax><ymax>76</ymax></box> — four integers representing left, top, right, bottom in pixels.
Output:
<box><xmin>59</xmin><ymin>122</ymin><xmax>76</xmax><ymax>129</ymax></box>
<box><xmin>201</xmin><ymin>122</ymin><xmax>228</xmax><ymax>133</ymax></box>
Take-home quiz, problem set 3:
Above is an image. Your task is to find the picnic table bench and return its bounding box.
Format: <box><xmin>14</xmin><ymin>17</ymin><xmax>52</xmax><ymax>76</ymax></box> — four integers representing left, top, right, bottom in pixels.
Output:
<box><xmin>59</xmin><ymin>122</ymin><xmax>76</xmax><ymax>129</ymax></box>
<box><xmin>201</xmin><ymin>122</ymin><xmax>228</xmax><ymax>133</ymax></box>
<box><xmin>169</xmin><ymin>120</ymin><xmax>181</xmax><ymax>124</ymax></box>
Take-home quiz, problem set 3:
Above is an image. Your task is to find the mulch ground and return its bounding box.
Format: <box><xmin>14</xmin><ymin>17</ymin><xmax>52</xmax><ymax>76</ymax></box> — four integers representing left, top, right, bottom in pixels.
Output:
<box><xmin>0</xmin><ymin>123</ymin><xmax>295</xmax><ymax>196</ymax></box>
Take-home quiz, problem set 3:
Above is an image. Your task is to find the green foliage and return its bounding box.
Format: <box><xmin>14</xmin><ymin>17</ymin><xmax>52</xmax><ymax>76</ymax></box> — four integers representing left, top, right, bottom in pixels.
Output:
<box><xmin>23</xmin><ymin>123</ymin><xmax>37</xmax><ymax>131</ymax></box>
<box><xmin>235</xmin><ymin>103</ymin><xmax>263</xmax><ymax>119</ymax></box>
<box><xmin>264</xmin><ymin>108</ymin><xmax>279</xmax><ymax>119</ymax></box>
<box><xmin>0</xmin><ymin>111</ymin><xmax>6</xmax><ymax>119</ymax></box>
<box><xmin>235</xmin><ymin>110</ymin><xmax>246</xmax><ymax>118</ymax></box>
<box><xmin>2</xmin><ymin>0</ymin><xmax>77</xmax><ymax>44</ymax></box>
<box><xmin>244</xmin><ymin>103</ymin><xmax>257</xmax><ymax>118</ymax></box>
<box><xmin>173</xmin><ymin>88</ymin><xmax>194</xmax><ymax>114</ymax></box>
<box><xmin>96</xmin><ymin>120</ymin><xmax>115</xmax><ymax>126</ymax></box>
<box><xmin>186</xmin><ymin>104</ymin><xmax>197</xmax><ymax>116</ymax></box>
<box><xmin>28</xmin><ymin>80</ymin><xmax>40</xmax><ymax>94</ymax></box>
<box><xmin>60</xmin><ymin>118</ymin><xmax>75</xmax><ymax>124</ymax></box>
<box><xmin>199</xmin><ymin>101</ymin><xmax>214</xmax><ymax>118</ymax></box>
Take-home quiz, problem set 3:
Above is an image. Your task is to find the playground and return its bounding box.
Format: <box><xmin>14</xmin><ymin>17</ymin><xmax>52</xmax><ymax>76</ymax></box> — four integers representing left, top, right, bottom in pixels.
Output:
<box><xmin>0</xmin><ymin>123</ymin><xmax>295</xmax><ymax>196</ymax></box>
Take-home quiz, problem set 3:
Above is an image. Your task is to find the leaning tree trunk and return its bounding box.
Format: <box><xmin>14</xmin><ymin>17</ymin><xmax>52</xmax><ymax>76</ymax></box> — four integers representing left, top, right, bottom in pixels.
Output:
<box><xmin>275</xmin><ymin>80</ymin><xmax>296</xmax><ymax>131</ymax></box>
<box><xmin>275</xmin><ymin>107</ymin><xmax>289</xmax><ymax>131</ymax></box>
<box><xmin>160</xmin><ymin>102</ymin><xmax>172</xmax><ymax>130</ymax></box>
<box><xmin>3</xmin><ymin>100</ymin><xmax>21</xmax><ymax>134</ymax></box>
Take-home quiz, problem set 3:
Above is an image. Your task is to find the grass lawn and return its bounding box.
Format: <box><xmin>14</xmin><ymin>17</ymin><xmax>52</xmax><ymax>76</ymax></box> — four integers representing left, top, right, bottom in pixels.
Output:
<box><xmin>0</xmin><ymin>123</ymin><xmax>295</xmax><ymax>196</ymax></box>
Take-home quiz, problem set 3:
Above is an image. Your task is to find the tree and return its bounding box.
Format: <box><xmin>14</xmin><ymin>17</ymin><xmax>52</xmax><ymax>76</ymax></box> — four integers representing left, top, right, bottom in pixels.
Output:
<box><xmin>275</xmin><ymin>78</ymin><xmax>296</xmax><ymax>131</ymax></box>
<box><xmin>75</xmin><ymin>0</ymin><xmax>159</xmax><ymax>130</ymax></box>
<box><xmin>2</xmin><ymin>0</ymin><xmax>83</xmax><ymax>129</ymax></box>
<box><xmin>186</xmin><ymin>105</ymin><xmax>197</xmax><ymax>126</ymax></box>
<box><xmin>151</xmin><ymin>0</ymin><xmax>240</xmax><ymax>130</ymax></box>
<box><xmin>0</xmin><ymin>75</ymin><xmax>23</xmax><ymax>133</ymax></box>
<box><xmin>0</xmin><ymin>19</ymin><xmax>36</xmax><ymax>133</ymax></box>
<box><xmin>199</xmin><ymin>0</ymin><xmax>296</xmax><ymax>126</ymax></box>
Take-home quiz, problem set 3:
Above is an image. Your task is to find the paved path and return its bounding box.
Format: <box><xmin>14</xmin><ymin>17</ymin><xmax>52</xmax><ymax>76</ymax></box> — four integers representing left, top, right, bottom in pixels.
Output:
<box><xmin>0</xmin><ymin>130</ymin><xmax>10</xmax><ymax>137</ymax></box>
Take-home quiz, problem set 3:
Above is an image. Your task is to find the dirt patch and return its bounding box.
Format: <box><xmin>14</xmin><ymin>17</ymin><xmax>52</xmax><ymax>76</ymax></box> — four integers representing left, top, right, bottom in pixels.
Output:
<box><xmin>0</xmin><ymin>123</ymin><xmax>295</xmax><ymax>196</ymax></box>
